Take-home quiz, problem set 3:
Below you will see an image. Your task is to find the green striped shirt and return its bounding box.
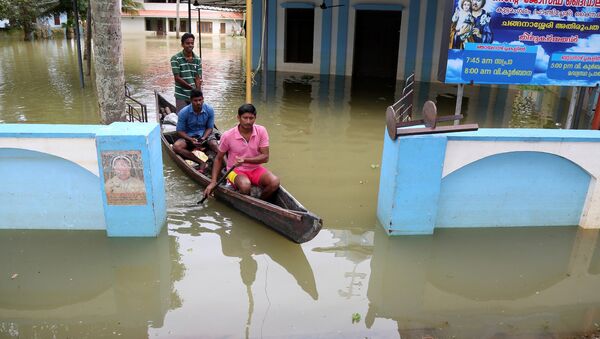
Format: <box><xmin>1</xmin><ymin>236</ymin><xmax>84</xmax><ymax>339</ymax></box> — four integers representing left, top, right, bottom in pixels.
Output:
<box><xmin>170</xmin><ymin>51</ymin><xmax>202</xmax><ymax>101</ymax></box>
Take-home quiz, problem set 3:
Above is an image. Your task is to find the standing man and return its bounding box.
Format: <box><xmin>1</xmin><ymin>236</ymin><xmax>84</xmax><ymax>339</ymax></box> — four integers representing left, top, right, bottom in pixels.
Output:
<box><xmin>204</xmin><ymin>104</ymin><xmax>280</xmax><ymax>200</ymax></box>
<box><xmin>171</xmin><ymin>32</ymin><xmax>203</xmax><ymax>112</ymax></box>
<box><xmin>174</xmin><ymin>90</ymin><xmax>219</xmax><ymax>171</ymax></box>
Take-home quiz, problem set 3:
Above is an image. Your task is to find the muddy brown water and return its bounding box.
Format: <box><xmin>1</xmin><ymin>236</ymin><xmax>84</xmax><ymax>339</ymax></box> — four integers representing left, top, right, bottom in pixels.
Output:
<box><xmin>1</xmin><ymin>32</ymin><xmax>599</xmax><ymax>338</ymax></box>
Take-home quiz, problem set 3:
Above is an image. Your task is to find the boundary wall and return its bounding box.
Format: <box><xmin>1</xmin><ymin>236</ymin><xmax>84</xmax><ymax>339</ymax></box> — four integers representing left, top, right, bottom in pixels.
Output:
<box><xmin>0</xmin><ymin>123</ymin><xmax>166</xmax><ymax>237</ymax></box>
<box><xmin>377</xmin><ymin>128</ymin><xmax>600</xmax><ymax>235</ymax></box>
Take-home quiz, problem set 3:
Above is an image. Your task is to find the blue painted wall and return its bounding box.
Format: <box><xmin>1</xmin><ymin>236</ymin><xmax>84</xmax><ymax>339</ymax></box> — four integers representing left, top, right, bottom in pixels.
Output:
<box><xmin>96</xmin><ymin>123</ymin><xmax>166</xmax><ymax>237</ymax></box>
<box><xmin>377</xmin><ymin>128</ymin><xmax>600</xmax><ymax>235</ymax></box>
<box><xmin>437</xmin><ymin>152</ymin><xmax>590</xmax><ymax>228</ymax></box>
<box><xmin>377</xmin><ymin>130</ymin><xmax>447</xmax><ymax>235</ymax></box>
<box><xmin>335</xmin><ymin>0</ymin><xmax>350</xmax><ymax>75</ymax></box>
<box><xmin>0</xmin><ymin>148</ymin><xmax>105</xmax><ymax>230</ymax></box>
<box><xmin>0</xmin><ymin>123</ymin><xmax>166</xmax><ymax>237</ymax></box>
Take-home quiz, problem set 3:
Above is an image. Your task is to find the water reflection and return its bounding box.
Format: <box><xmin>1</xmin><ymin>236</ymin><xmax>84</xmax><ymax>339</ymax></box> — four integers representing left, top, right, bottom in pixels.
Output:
<box><xmin>172</xmin><ymin>213</ymin><xmax>319</xmax><ymax>301</ymax></box>
<box><xmin>313</xmin><ymin>230</ymin><xmax>373</xmax><ymax>300</ymax></box>
<box><xmin>366</xmin><ymin>226</ymin><xmax>600</xmax><ymax>338</ymax></box>
<box><xmin>0</xmin><ymin>229</ymin><xmax>183</xmax><ymax>338</ymax></box>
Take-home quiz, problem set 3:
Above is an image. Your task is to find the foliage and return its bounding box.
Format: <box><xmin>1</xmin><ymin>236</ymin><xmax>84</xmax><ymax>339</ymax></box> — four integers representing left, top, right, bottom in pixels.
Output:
<box><xmin>122</xmin><ymin>0</ymin><xmax>143</xmax><ymax>15</ymax></box>
<box><xmin>351</xmin><ymin>312</ymin><xmax>361</xmax><ymax>324</ymax></box>
<box><xmin>0</xmin><ymin>0</ymin><xmax>58</xmax><ymax>30</ymax></box>
<box><xmin>45</xmin><ymin>0</ymin><xmax>87</xmax><ymax>21</ymax></box>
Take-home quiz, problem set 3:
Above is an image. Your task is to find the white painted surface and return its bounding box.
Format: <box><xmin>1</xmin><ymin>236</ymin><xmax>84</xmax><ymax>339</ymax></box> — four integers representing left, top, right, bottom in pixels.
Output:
<box><xmin>0</xmin><ymin>138</ymin><xmax>99</xmax><ymax>176</ymax></box>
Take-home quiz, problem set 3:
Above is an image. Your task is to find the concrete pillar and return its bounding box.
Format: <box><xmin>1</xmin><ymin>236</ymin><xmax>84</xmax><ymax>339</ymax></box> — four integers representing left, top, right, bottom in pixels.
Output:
<box><xmin>96</xmin><ymin>122</ymin><xmax>166</xmax><ymax>237</ymax></box>
<box><xmin>376</xmin><ymin>131</ymin><xmax>447</xmax><ymax>235</ymax></box>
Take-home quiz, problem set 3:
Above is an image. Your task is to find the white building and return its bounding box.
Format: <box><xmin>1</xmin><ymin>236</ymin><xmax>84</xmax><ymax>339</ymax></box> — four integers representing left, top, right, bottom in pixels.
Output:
<box><xmin>122</xmin><ymin>2</ymin><xmax>244</xmax><ymax>36</ymax></box>
<box><xmin>38</xmin><ymin>13</ymin><xmax>68</xmax><ymax>28</ymax></box>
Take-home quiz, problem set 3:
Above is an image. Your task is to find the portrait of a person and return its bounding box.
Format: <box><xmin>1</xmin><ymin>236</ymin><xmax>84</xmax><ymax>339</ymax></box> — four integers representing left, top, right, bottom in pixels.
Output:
<box><xmin>451</xmin><ymin>0</ymin><xmax>474</xmax><ymax>49</ymax></box>
<box><xmin>470</xmin><ymin>0</ymin><xmax>493</xmax><ymax>44</ymax></box>
<box><xmin>105</xmin><ymin>155</ymin><xmax>146</xmax><ymax>204</ymax></box>
<box><xmin>449</xmin><ymin>0</ymin><xmax>493</xmax><ymax>49</ymax></box>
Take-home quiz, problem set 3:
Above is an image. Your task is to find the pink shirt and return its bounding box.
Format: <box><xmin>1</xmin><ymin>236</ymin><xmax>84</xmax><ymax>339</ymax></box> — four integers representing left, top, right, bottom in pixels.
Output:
<box><xmin>219</xmin><ymin>124</ymin><xmax>269</xmax><ymax>171</ymax></box>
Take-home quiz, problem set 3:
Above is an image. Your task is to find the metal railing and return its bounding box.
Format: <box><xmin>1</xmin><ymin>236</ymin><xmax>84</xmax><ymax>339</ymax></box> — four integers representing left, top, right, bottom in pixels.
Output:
<box><xmin>125</xmin><ymin>83</ymin><xmax>148</xmax><ymax>123</ymax></box>
<box><xmin>388</xmin><ymin>72</ymin><xmax>415</xmax><ymax>124</ymax></box>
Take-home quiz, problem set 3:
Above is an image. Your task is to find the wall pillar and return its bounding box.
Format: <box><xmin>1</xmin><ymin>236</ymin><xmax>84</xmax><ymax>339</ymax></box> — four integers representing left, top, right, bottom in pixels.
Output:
<box><xmin>96</xmin><ymin>123</ymin><xmax>166</xmax><ymax>237</ymax></box>
<box><xmin>377</xmin><ymin>131</ymin><xmax>447</xmax><ymax>235</ymax></box>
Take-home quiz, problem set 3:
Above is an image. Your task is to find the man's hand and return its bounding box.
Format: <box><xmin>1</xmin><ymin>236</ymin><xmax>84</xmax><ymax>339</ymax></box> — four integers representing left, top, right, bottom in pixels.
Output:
<box><xmin>235</xmin><ymin>156</ymin><xmax>245</xmax><ymax>166</ymax></box>
<box><xmin>191</xmin><ymin>138</ymin><xmax>204</xmax><ymax>148</ymax></box>
<box><xmin>204</xmin><ymin>182</ymin><xmax>217</xmax><ymax>198</ymax></box>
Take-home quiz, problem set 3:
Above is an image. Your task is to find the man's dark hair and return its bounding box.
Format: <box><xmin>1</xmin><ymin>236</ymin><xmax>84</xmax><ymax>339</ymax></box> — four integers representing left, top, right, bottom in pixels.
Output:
<box><xmin>181</xmin><ymin>33</ymin><xmax>195</xmax><ymax>44</ymax></box>
<box><xmin>238</xmin><ymin>103</ymin><xmax>257</xmax><ymax>116</ymax></box>
<box><xmin>190</xmin><ymin>89</ymin><xmax>203</xmax><ymax>100</ymax></box>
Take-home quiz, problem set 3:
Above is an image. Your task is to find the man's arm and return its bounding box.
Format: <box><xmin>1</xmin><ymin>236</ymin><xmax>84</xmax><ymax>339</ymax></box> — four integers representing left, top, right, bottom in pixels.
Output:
<box><xmin>236</xmin><ymin>147</ymin><xmax>269</xmax><ymax>165</ymax></box>
<box><xmin>195</xmin><ymin>59</ymin><xmax>203</xmax><ymax>88</ymax></box>
<box><xmin>199</xmin><ymin>106</ymin><xmax>215</xmax><ymax>141</ymax></box>
<box><xmin>176</xmin><ymin>113</ymin><xmax>202</xmax><ymax>146</ymax></box>
<box><xmin>194</xmin><ymin>74</ymin><xmax>203</xmax><ymax>89</ymax></box>
<box><xmin>200</xmin><ymin>128</ymin><xmax>213</xmax><ymax>141</ymax></box>
<box><xmin>177</xmin><ymin>130</ymin><xmax>199</xmax><ymax>143</ymax></box>
<box><xmin>174</xmin><ymin>75</ymin><xmax>194</xmax><ymax>90</ymax></box>
<box><xmin>203</xmin><ymin>151</ymin><xmax>226</xmax><ymax>197</ymax></box>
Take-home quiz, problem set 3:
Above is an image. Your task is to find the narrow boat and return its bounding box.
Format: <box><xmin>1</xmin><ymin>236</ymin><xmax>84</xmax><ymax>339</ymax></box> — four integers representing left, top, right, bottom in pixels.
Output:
<box><xmin>155</xmin><ymin>91</ymin><xmax>322</xmax><ymax>243</ymax></box>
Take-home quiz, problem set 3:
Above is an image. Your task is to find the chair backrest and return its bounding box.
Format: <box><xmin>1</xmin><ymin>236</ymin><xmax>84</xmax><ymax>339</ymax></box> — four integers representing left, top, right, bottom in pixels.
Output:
<box><xmin>388</xmin><ymin>72</ymin><xmax>415</xmax><ymax>124</ymax></box>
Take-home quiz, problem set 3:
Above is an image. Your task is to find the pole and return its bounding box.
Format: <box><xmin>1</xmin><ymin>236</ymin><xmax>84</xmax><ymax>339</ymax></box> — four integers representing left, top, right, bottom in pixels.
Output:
<box><xmin>197</xmin><ymin>8</ymin><xmax>202</xmax><ymax>59</ymax></box>
<box><xmin>591</xmin><ymin>86</ymin><xmax>600</xmax><ymax>130</ymax></box>
<box><xmin>261</xmin><ymin>0</ymin><xmax>267</xmax><ymax>101</ymax></box>
<box><xmin>188</xmin><ymin>0</ymin><xmax>192</xmax><ymax>32</ymax></box>
<box><xmin>245</xmin><ymin>2</ymin><xmax>252</xmax><ymax>103</ymax></box>
<box><xmin>454</xmin><ymin>83</ymin><xmax>464</xmax><ymax>126</ymax></box>
<box><xmin>565</xmin><ymin>86</ymin><xmax>580</xmax><ymax>129</ymax></box>
<box><xmin>72</xmin><ymin>0</ymin><xmax>85</xmax><ymax>88</ymax></box>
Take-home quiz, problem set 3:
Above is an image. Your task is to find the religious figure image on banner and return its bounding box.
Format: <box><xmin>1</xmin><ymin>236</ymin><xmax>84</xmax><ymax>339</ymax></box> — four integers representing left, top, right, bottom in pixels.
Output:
<box><xmin>442</xmin><ymin>0</ymin><xmax>600</xmax><ymax>86</ymax></box>
<box><xmin>449</xmin><ymin>0</ymin><xmax>493</xmax><ymax>49</ymax></box>
<box><xmin>102</xmin><ymin>151</ymin><xmax>147</xmax><ymax>205</ymax></box>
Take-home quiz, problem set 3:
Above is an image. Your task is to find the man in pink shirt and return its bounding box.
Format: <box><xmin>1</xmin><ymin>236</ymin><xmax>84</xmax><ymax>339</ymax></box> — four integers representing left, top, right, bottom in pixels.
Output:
<box><xmin>204</xmin><ymin>103</ymin><xmax>280</xmax><ymax>200</ymax></box>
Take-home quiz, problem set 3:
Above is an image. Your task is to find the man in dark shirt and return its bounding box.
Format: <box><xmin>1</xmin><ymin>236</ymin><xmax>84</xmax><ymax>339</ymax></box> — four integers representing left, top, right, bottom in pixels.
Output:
<box><xmin>173</xmin><ymin>90</ymin><xmax>219</xmax><ymax>170</ymax></box>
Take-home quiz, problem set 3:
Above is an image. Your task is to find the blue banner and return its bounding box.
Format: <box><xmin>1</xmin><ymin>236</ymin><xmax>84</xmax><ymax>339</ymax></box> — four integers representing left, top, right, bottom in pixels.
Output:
<box><xmin>443</xmin><ymin>0</ymin><xmax>600</xmax><ymax>86</ymax></box>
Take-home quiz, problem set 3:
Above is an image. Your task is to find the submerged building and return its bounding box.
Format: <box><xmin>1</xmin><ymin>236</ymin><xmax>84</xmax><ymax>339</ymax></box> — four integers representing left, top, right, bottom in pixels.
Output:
<box><xmin>249</xmin><ymin>0</ymin><xmax>441</xmax><ymax>83</ymax></box>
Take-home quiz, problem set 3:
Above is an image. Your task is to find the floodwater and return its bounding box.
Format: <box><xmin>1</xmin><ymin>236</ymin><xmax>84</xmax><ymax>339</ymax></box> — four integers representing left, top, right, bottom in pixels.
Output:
<box><xmin>1</xmin><ymin>32</ymin><xmax>600</xmax><ymax>338</ymax></box>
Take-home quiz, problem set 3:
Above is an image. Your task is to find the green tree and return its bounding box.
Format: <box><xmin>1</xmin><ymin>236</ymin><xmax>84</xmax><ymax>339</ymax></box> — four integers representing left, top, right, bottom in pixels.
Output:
<box><xmin>121</xmin><ymin>0</ymin><xmax>143</xmax><ymax>15</ymax></box>
<box><xmin>0</xmin><ymin>0</ymin><xmax>59</xmax><ymax>40</ymax></box>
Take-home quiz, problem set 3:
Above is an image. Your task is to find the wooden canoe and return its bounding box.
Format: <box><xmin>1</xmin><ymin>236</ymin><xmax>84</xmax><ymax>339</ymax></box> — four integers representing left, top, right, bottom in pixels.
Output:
<box><xmin>154</xmin><ymin>91</ymin><xmax>322</xmax><ymax>243</ymax></box>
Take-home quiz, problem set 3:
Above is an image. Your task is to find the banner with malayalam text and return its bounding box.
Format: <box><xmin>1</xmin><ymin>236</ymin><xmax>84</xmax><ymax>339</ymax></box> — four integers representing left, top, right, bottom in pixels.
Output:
<box><xmin>443</xmin><ymin>0</ymin><xmax>600</xmax><ymax>86</ymax></box>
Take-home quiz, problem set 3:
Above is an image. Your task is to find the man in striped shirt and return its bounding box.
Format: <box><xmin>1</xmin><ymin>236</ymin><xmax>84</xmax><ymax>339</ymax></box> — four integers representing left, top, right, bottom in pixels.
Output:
<box><xmin>171</xmin><ymin>32</ymin><xmax>203</xmax><ymax>112</ymax></box>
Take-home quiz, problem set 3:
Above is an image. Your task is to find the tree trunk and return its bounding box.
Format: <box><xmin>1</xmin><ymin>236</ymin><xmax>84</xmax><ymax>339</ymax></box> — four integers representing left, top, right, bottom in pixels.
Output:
<box><xmin>66</xmin><ymin>10</ymin><xmax>73</xmax><ymax>39</ymax></box>
<box><xmin>23</xmin><ymin>23</ymin><xmax>35</xmax><ymax>41</ymax></box>
<box><xmin>90</xmin><ymin>0</ymin><xmax>126</xmax><ymax>124</ymax></box>
<box><xmin>84</xmin><ymin>5</ymin><xmax>92</xmax><ymax>76</ymax></box>
<box><xmin>176</xmin><ymin>0</ymin><xmax>180</xmax><ymax>38</ymax></box>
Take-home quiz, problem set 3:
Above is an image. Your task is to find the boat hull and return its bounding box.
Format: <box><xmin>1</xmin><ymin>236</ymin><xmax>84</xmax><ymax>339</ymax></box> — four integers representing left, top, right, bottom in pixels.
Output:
<box><xmin>156</xmin><ymin>91</ymin><xmax>322</xmax><ymax>243</ymax></box>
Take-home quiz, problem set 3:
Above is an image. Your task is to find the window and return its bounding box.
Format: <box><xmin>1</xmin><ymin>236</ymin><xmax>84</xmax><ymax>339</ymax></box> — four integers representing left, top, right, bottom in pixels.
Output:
<box><xmin>198</xmin><ymin>21</ymin><xmax>212</xmax><ymax>33</ymax></box>
<box><xmin>145</xmin><ymin>18</ymin><xmax>152</xmax><ymax>31</ymax></box>
<box><xmin>168</xmin><ymin>19</ymin><xmax>184</xmax><ymax>32</ymax></box>
<box><xmin>284</xmin><ymin>8</ymin><xmax>314</xmax><ymax>63</ymax></box>
<box><xmin>54</xmin><ymin>14</ymin><xmax>60</xmax><ymax>26</ymax></box>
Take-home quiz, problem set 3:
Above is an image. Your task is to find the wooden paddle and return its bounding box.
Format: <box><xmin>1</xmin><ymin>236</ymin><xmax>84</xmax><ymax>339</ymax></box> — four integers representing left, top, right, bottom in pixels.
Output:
<box><xmin>197</xmin><ymin>165</ymin><xmax>237</xmax><ymax>204</ymax></box>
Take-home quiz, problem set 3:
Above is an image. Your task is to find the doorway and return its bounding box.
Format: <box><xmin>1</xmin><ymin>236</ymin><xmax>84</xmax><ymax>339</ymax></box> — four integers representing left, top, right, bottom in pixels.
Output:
<box><xmin>352</xmin><ymin>10</ymin><xmax>401</xmax><ymax>80</ymax></box>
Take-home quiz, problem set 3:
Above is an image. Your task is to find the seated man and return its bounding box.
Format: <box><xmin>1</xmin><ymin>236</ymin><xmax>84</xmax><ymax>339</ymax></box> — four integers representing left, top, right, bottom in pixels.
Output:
<box><xmin>204</xmin><ymin>103</ymin><xmax>280</xmax><ymax>200</ymax></box>
<box><xmin>173</xmin><ymin>89</ymin><xmax>219</xmax><ymax>171</ymax></box>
